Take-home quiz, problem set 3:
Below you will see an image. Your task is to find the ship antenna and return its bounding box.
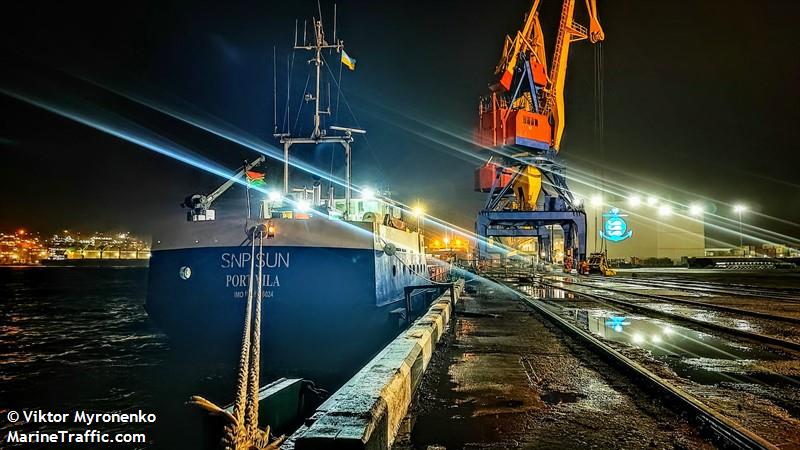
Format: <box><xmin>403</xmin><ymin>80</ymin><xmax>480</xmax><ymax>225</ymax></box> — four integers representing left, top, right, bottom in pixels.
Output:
<box><xmin>284</xmin><ymin>52</ymin><xmax>290</xmax><ymax>134</ymax></box>
<box><xmin>277</xmin><ymin>7</ymin><xmax>360</xmax><ymax>217</ymax></box>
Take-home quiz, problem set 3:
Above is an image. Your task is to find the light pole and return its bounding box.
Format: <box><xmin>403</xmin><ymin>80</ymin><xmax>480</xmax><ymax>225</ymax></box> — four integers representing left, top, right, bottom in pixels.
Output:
<box><xmin>733</xmin><ymin>204</ymin><xmax>747</xmax><ymax>251</ymax></box>
<box><xmin>590</xmin><ymin>194</ymin><xmax>603</xmax><ymax>252</ymax></box>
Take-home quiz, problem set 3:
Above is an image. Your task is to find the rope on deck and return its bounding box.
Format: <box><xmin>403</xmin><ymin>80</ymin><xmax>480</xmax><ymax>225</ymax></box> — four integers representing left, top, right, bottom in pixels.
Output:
<box><xmin>189</xmin><ymin>225</ymin><xmax>285</xmax><ymax>450</ymax></box>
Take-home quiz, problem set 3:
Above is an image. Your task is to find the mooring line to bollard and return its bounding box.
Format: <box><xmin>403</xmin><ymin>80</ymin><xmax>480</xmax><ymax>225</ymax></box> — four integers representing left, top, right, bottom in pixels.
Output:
<box><xmin>188</xmin><ymin>225</ymin><xmax>285</xmax><ymax>450</ymax></box>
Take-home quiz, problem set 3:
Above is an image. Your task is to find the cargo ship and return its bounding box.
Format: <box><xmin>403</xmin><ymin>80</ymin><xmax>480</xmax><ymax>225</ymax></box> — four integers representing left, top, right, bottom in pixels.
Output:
<box><xmin>145</xmin><ymin>13</ymin><xmax>439</xmax><ymax>375</ymax></box>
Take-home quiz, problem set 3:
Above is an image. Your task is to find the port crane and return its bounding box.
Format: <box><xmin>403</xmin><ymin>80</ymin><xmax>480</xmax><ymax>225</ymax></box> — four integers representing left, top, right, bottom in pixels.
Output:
<box><xmin>475</xmin><ymin>0</ymin><xmax>604</xmax><ymax>268</ymax></box>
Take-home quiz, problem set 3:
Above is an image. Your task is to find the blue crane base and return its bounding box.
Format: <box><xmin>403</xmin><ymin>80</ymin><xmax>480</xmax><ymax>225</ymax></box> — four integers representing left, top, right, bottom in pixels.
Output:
<box><xmin>476</xmin><ymin>208</ymin><xmax>587</xmax><ymax>263</ymax></box>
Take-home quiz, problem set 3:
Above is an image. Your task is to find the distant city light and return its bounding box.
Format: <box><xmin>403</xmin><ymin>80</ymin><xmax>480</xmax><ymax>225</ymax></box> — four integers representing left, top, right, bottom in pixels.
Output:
<box><xmin>663</xmin><ymin>326</ymin><xmax>674</xmax><ymax>335</ymax></box>
<box><xmin>590</xmin><ymin>194</ymin><xmax>603</xmax><ymax>207</ymax></box>
<box><xmin>268</xmin><ymin>190</ymin><xmax>281</xmax><ymax>202</ymax></box>
<box><xmin>651</xmin><ymin>334</ymin><xmax>662</xmax><ymax>344</ymax></box>
<box><xmin>733</xmin><ymin>204</ymin><xmax>747</xmax><ymax>213</ymax></box>
<box><xmin>412</xmin><ymin>205</ymin><xmax>424</xmax><ymax>216</ymax></box>
<box><xmin>688</xmin><ymin>203</ymin><xmax>704</xmax><ymax>217</ymax></box>
<box><xmin>361</xmin><ymin>187</ymin><xmax>375</xmax><ymax>200</ymax></box>
<box><xmin>646</xmin><ymin>196</ymin><xmax>659</xmax><ymax>207</ymax></box>
<box><xmin>658</xmin><ymin>205</ymin><xmax>672</xmax><ymax>217</ymax></box>
<box><xmin>443</xmin><ymin>237</ymin><xmax>450</xmax><ymax>246</ymax></box>
<box><xmin>632</xmin><ymin>333</ymin><xmax>645</xmax><ymax>344</ymax></box>
<box><xmin>297</xmin><ymin>199</ymin><xmax>310</xmax><ymax>212</ymax></box>
<box><xmin>627</xmin><ymin>195</ymin><xmax>641</xmax><ymax>207</ymax></box>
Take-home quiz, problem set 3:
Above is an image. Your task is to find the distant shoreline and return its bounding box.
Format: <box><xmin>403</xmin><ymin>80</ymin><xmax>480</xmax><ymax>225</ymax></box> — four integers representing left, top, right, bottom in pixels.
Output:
<box><xmin>1</xmin><ymin>260</ymin><xmax>149</xmax><ymax>268</ymax></box>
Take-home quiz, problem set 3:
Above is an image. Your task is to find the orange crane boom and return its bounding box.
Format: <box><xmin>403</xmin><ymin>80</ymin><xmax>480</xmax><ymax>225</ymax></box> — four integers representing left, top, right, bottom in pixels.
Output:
<box><xmin>479</xmin><ymin>0</ymin><xmax>604</xmax><ymax>152</ymax></box>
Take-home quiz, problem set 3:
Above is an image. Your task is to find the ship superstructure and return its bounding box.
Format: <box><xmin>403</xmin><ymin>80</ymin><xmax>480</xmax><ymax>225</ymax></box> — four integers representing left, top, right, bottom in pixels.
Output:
<box><xmin>145</xmin><ymin>8</ymin><xmax>439</xmax><ymax>373</ymax></box>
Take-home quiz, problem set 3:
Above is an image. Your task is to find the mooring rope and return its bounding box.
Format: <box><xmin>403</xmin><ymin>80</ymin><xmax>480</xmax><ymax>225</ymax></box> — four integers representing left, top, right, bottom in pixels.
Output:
<box><xmin>245</xmin><ymin>229</ymin><xmax>263</xmax><ymax>440</ymax></box>
<box><xmin>189</xmin><ymin>225</ymin><xmax>285</xmax><ymax>450</ymax></box>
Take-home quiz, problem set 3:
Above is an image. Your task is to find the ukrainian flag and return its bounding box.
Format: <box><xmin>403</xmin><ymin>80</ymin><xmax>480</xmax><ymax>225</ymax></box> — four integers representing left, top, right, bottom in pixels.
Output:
<box><xmin>341</xmin><ymin>50</ymin><xmax>356</xmax><ymax>71</ymax></box>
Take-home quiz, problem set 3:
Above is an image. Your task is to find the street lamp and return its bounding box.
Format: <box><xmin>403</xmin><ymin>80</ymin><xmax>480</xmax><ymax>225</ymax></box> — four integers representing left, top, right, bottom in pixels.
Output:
<box><xmin>590</xmin><ymin>195</ymin><xmax>602</xmax><ymax>252</ymax></box>
<box><xmin>412</xmin><ymin>205</ymin><xmax>424</xmax><ymax>233</ymax></box>
<box><xmin>361</xmin><ymin>187</ymin><xmax>375</xmax><ymax>200</ymax></box>
<box><xmin>646</xmin><ymin>196</ymin><xmax>659</xmax><ymax>207</ymax></box>
<box><xmin>658</xmin><ymin>205</ymin><xmax>672</xmax><ymax>217</ymax></box>
<box><xmin>688</xmin><ymin>203</ymin><xmax>704</xmax><ymax>217</ymax></box>
<box><xmin>733</xmin><ymin>204</ymin><xmax>747</xmax><ymax>250</ymax></box>
<box><xmin>627</xmin><ymin>194</ymin><xmax>641</xmax><ymax>208</ymax></box>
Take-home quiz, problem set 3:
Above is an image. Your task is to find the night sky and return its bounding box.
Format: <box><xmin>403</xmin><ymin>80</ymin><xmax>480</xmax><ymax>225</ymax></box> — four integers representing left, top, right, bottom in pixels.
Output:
<box><xmin>2</xmin><ymin>1</ymin><xmax>799</xmax><ymax>244</ymax></box>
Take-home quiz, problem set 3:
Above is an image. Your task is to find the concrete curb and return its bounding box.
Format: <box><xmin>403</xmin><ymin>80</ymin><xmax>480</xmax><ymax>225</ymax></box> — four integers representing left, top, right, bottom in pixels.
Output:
<box><xmin>289</xmin><ymin>280</ymin><xmax>464</xmax><ymax>450</ymax></box>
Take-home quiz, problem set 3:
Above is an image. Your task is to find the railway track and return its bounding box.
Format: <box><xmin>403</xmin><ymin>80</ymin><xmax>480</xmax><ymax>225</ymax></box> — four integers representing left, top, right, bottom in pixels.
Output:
<box><xmin>480</xmin><ymin>271</ymin><xmax>800</xmax><ymax>450</ymax></box>
<box><xmin>539</xmin><ymin>276</ymin><xmax>800</xmax><ymax>352</ymax></box>
<box><xmin>587</xmin><ymin>275</ymin><xmax>800</xmax><ymax>302</ymax></box>
<box><xmin>565</xmin><ymin>276</ymin><xmax>800</xmax><ymax>324</ymax></box>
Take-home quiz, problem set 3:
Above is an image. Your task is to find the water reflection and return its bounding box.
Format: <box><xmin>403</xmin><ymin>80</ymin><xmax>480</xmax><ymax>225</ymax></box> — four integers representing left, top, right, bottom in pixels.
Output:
<box><xmin>516</xmin><ymin>284</ymin><xmax>573</xmax><ymax>300</ymax></box>
<box><xmin>569</xmin><ymin>309</ymin><xmax>781</xmax><ymax>384</ymax></box>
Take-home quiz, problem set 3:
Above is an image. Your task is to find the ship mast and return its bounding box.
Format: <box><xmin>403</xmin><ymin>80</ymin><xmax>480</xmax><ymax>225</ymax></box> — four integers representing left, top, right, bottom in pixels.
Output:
<box><xmin>275</xmin><ymin>13</ymin><xmax>364</xmax><ymax>220</ymax></box>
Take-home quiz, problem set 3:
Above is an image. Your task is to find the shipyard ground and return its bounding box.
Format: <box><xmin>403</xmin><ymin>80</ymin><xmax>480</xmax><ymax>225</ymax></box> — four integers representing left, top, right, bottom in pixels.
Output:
<box><xmin>394</xmin><ymin>278</ymin><xmax>712</xmax><ymax>450</ymax></box>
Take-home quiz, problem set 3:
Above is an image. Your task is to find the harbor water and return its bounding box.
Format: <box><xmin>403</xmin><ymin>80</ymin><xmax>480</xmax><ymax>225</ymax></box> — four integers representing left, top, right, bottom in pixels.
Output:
<box><xmin>0</xmin><ymin>267</ymin><xmax>350</xmax><ymax>449</ymax></box>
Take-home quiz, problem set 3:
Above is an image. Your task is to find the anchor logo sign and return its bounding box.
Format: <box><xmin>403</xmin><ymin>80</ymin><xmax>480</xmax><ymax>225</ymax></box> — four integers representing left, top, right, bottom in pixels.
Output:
<box><xmin>600</xmin><ymin>208</ymin><xmax>633</xmax><ymax>242</ymax></box>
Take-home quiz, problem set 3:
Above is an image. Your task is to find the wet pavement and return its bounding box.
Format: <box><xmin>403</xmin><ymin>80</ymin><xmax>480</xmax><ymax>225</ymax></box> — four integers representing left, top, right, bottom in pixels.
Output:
<box><xmin>394</xmin><ymin>280</ymin><xmax>711</xmax><ymax>450</ymax></box>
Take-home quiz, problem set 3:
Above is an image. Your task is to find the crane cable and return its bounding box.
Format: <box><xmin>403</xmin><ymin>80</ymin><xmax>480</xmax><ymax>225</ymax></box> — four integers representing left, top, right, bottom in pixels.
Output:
<box><xmin>594</xmin><ymin>42</ymin><xmax>606</xmax><ymax>253</ymax></box>
<box><xmin>188</xmin><ymin>225</ymin><xmax>285</xmax><ymax>450</ymax></box>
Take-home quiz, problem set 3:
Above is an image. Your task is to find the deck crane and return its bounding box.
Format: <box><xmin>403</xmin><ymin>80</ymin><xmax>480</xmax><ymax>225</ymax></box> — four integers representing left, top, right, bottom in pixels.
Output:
<box><xmin>475</xmin><ymin>0</ymin><xmax>604</xmax><ymax>269</ymax></box>
<box><xmin>182</xmin><ymin>156</ymin><xmax>266</xmax><ymax>221</ymax></box>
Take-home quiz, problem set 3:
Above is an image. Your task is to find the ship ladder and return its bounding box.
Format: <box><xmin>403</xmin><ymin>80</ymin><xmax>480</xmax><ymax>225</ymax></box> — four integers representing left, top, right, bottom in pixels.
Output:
<box><xmin>188</xmin><ymin>224</ymin><xmax>285</xmax><ymax>450</ymax></box>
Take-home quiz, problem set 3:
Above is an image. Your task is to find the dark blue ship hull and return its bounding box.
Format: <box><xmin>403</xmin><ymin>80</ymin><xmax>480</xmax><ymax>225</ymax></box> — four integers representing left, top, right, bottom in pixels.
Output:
<box><xmin>146</xmin><ymin>244</ymin><xmax>438</xmax><ymax>377</ymax></box>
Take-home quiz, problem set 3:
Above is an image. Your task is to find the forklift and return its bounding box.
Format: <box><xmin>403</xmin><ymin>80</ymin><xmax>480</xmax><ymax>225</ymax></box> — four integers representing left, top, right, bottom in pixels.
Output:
<box><xmin>584</xmin><ymin>252</ymin><xmax>616</xmax><ymax>276</ymax></box>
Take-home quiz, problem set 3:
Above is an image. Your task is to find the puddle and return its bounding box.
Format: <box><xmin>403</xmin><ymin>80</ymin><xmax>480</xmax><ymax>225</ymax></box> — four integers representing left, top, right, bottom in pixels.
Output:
<box><xmin>458</xmin><ymin>311</ymin><xmax>501</xmax><ymax>319</ymax></box>
<box><xmin>540</xmin><ymin>390</ymin><xmax>583</xmax><ymax>405</ymax></box>
<box><xmin>517</xmin><ymin>284</ymin><xmax>575</xmax><ymax>300</ymax></box>
<box><xmin>568</xmin><ymin>309</ymin><xmax>784</xmax><ymax>384</ymax></box>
